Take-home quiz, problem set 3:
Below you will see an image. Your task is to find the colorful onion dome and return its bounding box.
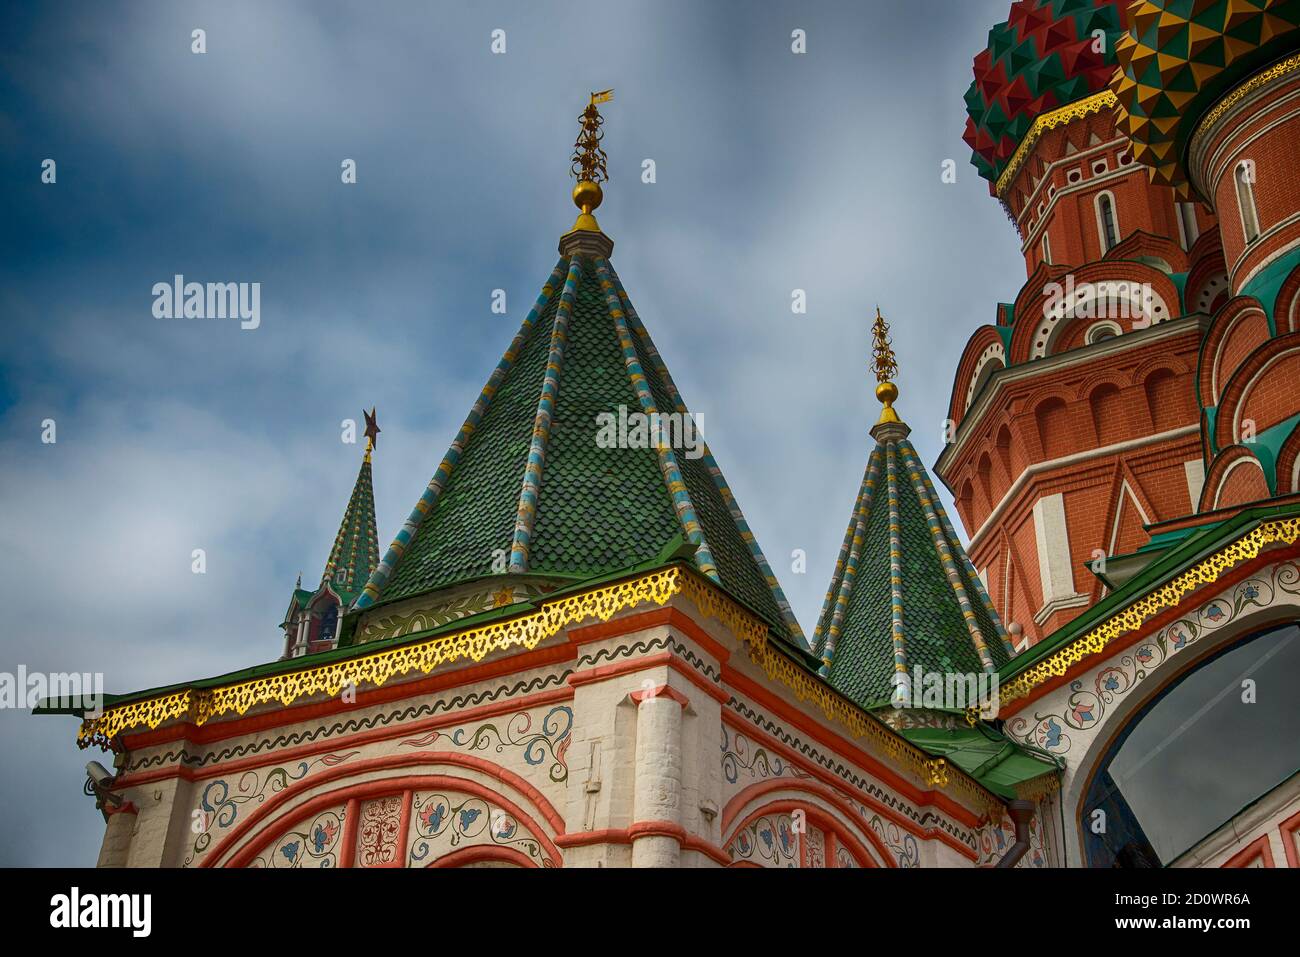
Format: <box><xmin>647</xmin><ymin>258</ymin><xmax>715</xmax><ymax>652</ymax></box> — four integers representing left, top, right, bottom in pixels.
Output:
<box><xmin>964</xmin><ymin>0</ymin><xmax>1129</xmax><ymax>194</ymax></box>
<box><xmin>1112</xmin><ymin>0</ymin><xmax>1300</xmax><ymax>194</ymax></box>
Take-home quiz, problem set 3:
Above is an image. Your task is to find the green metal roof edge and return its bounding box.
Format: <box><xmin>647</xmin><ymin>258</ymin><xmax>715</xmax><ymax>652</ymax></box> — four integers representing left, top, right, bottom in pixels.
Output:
<box><xmin>1001</xmin><ymin>500</ymin><xmax>1300</xmax><ymax>681</ymax></box>
<box><xmin>1084</xmin><ymin>520</ymin><xmax>1205</xmax><ymax>578</ymax></box>
<box><xmin>757</xmin><ymin>649</ymin><xmax>1016</xmax><ymax>807</ymax></box>
<box><xmin>1240</xmin><ymin>245</ymin><xmax>1300</xmax><ymax>332</ymax></box>
<box><xmin>897</xmin><ymin>722</ymin><xmax>1062</xmax><ymax>799</ymax></box>
<box><xmin>1254</xmin><ymin>412</ymin><xmax>1300</xmax><ymax>495</ymax></box>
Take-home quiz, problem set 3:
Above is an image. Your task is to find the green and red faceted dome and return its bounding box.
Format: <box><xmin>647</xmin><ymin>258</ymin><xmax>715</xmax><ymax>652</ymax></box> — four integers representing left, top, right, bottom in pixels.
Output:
<box><xmin>964</xmin><ymin>0</ymin><xmax>1129</xmax><ymax>193</ymax></box>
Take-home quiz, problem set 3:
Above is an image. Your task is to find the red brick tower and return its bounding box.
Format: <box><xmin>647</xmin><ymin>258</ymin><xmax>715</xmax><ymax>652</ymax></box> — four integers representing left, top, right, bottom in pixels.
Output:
<box><xmin>937</xmin><ymin>0</ymin><xmax>1227</xmax><ymax>650</ymax></box>
<box><xmin>1111</xmin><ymin>2</ymin><xmax>1300</xmax><ymax>522</ymax></box>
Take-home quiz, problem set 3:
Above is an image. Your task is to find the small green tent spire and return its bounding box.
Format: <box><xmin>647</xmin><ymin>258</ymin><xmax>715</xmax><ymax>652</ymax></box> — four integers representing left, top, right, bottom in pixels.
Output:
<box><xmin>320</xmin><ymin>414</ymin><xmax>381</xmax><ymax>605</ymax></box>
<box><xmin>813</xmin><ymin>310</ymin><xmax>1013</xmax><ymax>708</ymax></box>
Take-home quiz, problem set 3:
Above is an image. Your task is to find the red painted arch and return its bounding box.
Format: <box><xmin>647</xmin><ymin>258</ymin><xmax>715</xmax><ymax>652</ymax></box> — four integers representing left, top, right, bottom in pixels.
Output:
<box><xmin>221</xmin><ymin>771</ymin><xmax>560</xmax><ymax>869</ymax></box>
<box><xmin>721</xmin><ymin>778</ymin><xmax>901</xmax><ymax>867</ymax></box>
<box><xmin>428</xmin><ymin>845</ymin><xmax>539</xmax><ymax>868</ymax></box>
<box><xmin>205</xmin><ymin>752</ymin><xmax>564</xmax><ymax>867</ymax></box>
<box><xmin>726</xmin><ymin>798</ymin><xmax>884</xmax><ymax>868</ymax></box>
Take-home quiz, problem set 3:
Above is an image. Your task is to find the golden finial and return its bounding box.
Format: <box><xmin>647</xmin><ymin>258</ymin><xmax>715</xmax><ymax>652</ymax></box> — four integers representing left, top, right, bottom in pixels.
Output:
<box><xmin>570</xmin><ymin>90</ymin><xmax>613</xmax><ymax>232</ymax></box>
<box><xmin>871</xmin><ymin>306</ymin><xmax>901</xmax><ymax>425</ymax></box>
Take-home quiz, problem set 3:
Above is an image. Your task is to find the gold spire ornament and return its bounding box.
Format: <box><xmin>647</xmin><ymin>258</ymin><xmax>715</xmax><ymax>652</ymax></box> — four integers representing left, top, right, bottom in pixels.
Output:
<box><xmin>570</xmin><ymin>89</ymin><xmax>613</xmax><ymax>232</ymax></box>
<box><xmin>871</xmin><ymin>307</ymin><xmax>901</xmax><ymax>425</ymax></box>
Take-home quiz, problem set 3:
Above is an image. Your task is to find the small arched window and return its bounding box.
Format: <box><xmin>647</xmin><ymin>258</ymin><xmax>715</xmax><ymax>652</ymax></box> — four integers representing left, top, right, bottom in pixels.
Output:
<box><xmin>995</xmin><ymin>425</ymin><xmax>1013</xmax><ymax>479</ymax></box>
<box><xmin>1235</xmin><ymin>160</ymin><xmax>1260</xmax><ymax>244</ymax></box>
<box><xmin>1087</xmin><ymin>321</ymin><xmax>1121</xmax><ymax>345</ymax></box>
<box><xmin>318</xmin><ymin>603</ymin><xmax>339</xmax><ymax>646</ymax></box>
<box><xmin>1035</xmin><ymin>397</ymin><xmax>1071</xmax><ymax>459</ymax></box>
<box><xmin>957</xmin><ymin>479</ymin><xmax>975</xmax><ymax>524</ymax></box>
<box><xmin>1089</xmin><ymin>382</ymin><xmax>1126</xmax><ymax>446</ymax></box>
<box><xmin>1041</xmin><ymin>232</ymin><xmax>1052</xmax><ymax>266</ymax></box>
<box><xmin>1096</xmin><ymin>192</ymin><xmax>1119</xmax><ymax>252</ymax></box>
<box><xmin>976</xmin><ymin>453</ymin><xmax>994</xmax><ymax>510</ymax></box>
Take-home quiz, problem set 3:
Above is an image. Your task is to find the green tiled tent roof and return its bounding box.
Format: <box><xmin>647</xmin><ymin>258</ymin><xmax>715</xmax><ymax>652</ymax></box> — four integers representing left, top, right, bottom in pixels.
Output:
<box><xmin>353</xmin><ymin>243</ymin><xmax>805</xmax><ymax>645</ymax></box>
<box><xmin>813</xmin><ymin>419</ymin><xmax>1013</xmax><ymax>709</ymax></box>
<box><xmin>321</xmin><ymin>454</ymin><xmax>380</xmax><ymax>603</ymax></box>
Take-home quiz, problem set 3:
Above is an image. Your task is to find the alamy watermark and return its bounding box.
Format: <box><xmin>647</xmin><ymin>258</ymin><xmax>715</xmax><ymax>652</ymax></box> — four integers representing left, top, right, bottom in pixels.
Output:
<box><xmin>152</xmin><ymin>274</ymin><xmax>260</xmax><ymax>330</ymax></box>
<box><xmin>892</xmin><ymin>664</ymin><xmax>999</xmax><ymax>717</ymax></box>
<box><xmin>0</xmin><ymin>666</ymin><xmax>103</xmax><ymax>717</ymax></box>
<box><xmin>595</xmin><ymin>404</ymin><xmax>704</xmax><ymax>460</ymax></box>
<box><xmin>50</xmin><ymin>887</ymin><xmax>151</xmax><ymax>937</ymax></box>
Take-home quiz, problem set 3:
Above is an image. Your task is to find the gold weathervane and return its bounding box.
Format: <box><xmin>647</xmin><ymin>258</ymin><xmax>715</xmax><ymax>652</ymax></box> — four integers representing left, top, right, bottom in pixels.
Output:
<box><xmin>871</xmin><ymin>307</ymin><xmax>901</xmax><ymax>425</ymax></box>
<box><xmin>570</xmin><ymin>89</ymin><xmax>613</xmax><ymax>231</ymax></box>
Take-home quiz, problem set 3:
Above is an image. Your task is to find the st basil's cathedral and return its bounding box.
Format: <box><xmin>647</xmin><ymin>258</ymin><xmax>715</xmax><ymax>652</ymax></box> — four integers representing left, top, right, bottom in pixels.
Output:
<box><xmin>49</xmin><ymin>1</ymin><xmax>1300</xmax><ymax>869</ymax></box>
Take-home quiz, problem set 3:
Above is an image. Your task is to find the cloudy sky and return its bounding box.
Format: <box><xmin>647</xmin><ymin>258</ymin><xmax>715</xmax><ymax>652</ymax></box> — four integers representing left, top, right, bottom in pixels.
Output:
<box><xmin>0</xmin><ymin>0</ymin><xmax>1026</xmax><ymax>865</ymax></box>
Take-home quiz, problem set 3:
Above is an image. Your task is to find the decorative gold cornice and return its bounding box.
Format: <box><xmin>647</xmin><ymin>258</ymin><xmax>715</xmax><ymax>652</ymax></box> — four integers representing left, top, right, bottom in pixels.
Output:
<box><xmin>1000</xmin><ymin>518</ymin><xmax>1300</xmax><ymax>709</ymax></box>
<box><xmin>725</xmin><ymin>599</ymin><xmax>1001</xmax><ymax>815</ymax></box>
<box><xmin>1190</xmin><ymin>51</ymin><xmax>1300</xmax><ymax>157</ymax></box>
<box><xmin>78</xmin><ymin>563</ymin><xmax>1003</xmax><ymax>814</ymax></box>
<box><xmin>995</xmin><ymin>90</ymin><xmax>1118</xmax><ymax>199</ymax></box>
<box><xmin>1014</xmin><ymin>773</ymin><xmax>1061</xmax><ymax>803</ymax></box>
<box><xmin>81</xmin><ymin>568</ymin><xmax>682</xmax><ymax>748</ymax></box>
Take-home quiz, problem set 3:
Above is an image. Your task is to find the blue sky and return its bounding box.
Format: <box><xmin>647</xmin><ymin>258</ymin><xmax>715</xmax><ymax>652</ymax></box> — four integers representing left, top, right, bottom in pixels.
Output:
<box><xmin>0</xmin><ymin>0</ymin><xmax>1024</xmax><ymax>865</ymax></box>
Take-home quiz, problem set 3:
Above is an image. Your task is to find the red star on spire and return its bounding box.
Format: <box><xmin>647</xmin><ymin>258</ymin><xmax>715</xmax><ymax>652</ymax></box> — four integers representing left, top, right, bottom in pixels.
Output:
<box><xmin>363</xmin><ymin>407</ymin><xmax>380</xmax><ymax>451</ymax></box>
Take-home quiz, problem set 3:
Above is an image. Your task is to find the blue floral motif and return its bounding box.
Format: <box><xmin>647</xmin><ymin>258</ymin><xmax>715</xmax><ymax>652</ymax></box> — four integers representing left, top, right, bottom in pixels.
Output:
<box><xmin>1103</xmin><ymin>672</ymin><xmax>1120</xmax><ymax>691</ymax></box>
<box><xmin>1243</xmin><ymin>584</ymin><xmax>1259</xmax><ymax>601</ymax></box>
<box><xmin>1043</xmin><ymin>718</ymin><xmax>1062</xmax><ymax>749</ymax></box>
<box><xmin>1205</xmin><ymin>603</ymin><xmax>1225</xmax><ymax>622</ymax></box>
<box><xmin>458</xmin><ymin>808</ymin><xmax>481</xmax><ymax>831</ymax></box>
<box><xmin>280</xmin><ymin>841</ymin><xmax>299</xmax><ymax>862</ymax></box>
<box><xmin>420</xmin><ymin>801</ymin><xmax>447</xmax><ymax>833</ymax></box>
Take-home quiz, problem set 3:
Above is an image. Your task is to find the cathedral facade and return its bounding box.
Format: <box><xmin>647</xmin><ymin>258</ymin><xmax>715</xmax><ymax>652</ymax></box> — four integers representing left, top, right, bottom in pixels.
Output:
<box><xmin>53</xmin><ymin>1</ymin><xmax>1300</xmax><ymax>869</ymax></box>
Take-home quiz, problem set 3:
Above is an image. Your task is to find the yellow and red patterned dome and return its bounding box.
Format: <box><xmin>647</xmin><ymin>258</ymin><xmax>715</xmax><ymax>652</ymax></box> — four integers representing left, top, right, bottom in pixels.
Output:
<box><xmin>1111</xmin><ymin>0</ymin><xmax>1300</xmax><ymax>194</ymax></box>
<box><xmin>964</xmin><ymin>0</ymin><xmax>1130</xmax><ymax>194</ymax></box>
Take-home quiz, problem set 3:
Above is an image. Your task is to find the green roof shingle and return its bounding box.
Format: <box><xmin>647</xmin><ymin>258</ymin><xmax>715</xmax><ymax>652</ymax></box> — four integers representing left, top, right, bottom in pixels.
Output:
<box><xmin>354</xmin><ymin>244</ymin><xmax>804</xmax><ymax>644</ymax></box>
<box><xmin>814</xmin><ymin>425</ymin><xmax>1012</xmax><ymax>709</ymax></box>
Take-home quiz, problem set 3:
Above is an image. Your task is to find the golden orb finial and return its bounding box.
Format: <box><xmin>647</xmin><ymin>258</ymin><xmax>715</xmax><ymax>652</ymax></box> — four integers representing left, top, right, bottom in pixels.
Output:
<box><xmin>570</xmin><ymin>90</ymin><xmax>613</xmax><ymax>232</ymax></box>
<box><xmin>871</xmin><ymin>306</ymin><xmax>901</xmax><ymax>425</ymax></box>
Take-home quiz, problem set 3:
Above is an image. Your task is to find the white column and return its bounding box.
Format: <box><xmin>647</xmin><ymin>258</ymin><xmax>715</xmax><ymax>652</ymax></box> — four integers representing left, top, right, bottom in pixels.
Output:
<box><xmin>1184</xmin><ymin>459</ymin><xmax>1206</xmax><ymax>511</ymax></box>
<box><xmin>294</xmin><ymin>614</ymin><xmax>310</xmax><ymax>657</ymax></box>
<box><xmin>1032</xmin><ymin>493</ymin><xmax>1078</xmax><ymax>619</ymax></box>
<box><xmin>631</xmin><ymin>689</ymin><xmax>683</xmax><ymax>867</ymax></box>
